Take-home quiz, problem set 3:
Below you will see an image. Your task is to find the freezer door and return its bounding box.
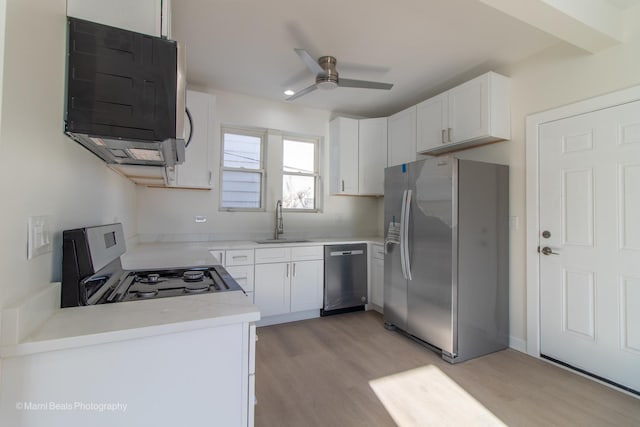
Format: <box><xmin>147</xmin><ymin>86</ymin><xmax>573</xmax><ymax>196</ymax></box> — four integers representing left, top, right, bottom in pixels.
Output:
<box><xmin>406</xmin><ymin>158</ymin><xmax>456</xmax><ymax>355</ymax></box>
<box><xmin>383</xmin><ymin>164</ymin><xmax>408</xmax><ymax>330</ymax></box>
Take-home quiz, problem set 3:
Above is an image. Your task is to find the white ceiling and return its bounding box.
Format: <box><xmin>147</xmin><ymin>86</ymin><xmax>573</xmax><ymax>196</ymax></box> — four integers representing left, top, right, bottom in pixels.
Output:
<box><xmin>170</xmin><ymin>0</ymin><xmax>633</xmax><ymax>117</ymax></box>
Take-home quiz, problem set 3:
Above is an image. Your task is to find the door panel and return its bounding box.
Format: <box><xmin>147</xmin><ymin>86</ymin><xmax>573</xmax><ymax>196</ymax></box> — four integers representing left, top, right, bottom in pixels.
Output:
<box><xmin>406</xmin><ymin>158</ymin><xmax>454</xmax><ymax>354</ymax></box>
<box><xmin>539</xmin><ymin>100</ymin><xmax>640</xmax><ymax>393</ymax></box>
<box><xmin>254</xmin><ymin>263</ymin><xmax>290</xmax><ymax>317</ymax></box>
<box><xmin>383</xmin><ymin>164</ymin><xmax>408</xmax><ymax>329</ymax></box>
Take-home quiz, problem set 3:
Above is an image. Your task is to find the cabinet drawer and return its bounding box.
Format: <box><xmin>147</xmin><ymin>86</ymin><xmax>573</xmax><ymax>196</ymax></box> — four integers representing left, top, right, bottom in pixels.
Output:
<box><xmin>255</xmin><ymin>247</ymin><xmax>291</xmax><ymax>264</ymax></box>
<box><xmin>225</xmin><ymin>249</ymin><xmax>254</xmax><ymax>266</ymax></box>
<box><xmin>371</xmin><ymin>244</ymin><xmax>385</xmax><ymax>260</ymax></box>
<box><xmin>291</xmin><ymin>245</ymin><xmax>324</xmax><ymax>261</ymax></box>
<box><xmin>226</xmin><ymin>265</ymin><xmax>254</xmax><ymax>292</ymax></box>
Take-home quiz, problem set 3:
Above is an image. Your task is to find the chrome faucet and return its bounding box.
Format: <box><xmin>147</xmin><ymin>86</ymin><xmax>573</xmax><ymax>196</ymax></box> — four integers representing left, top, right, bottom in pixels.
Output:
<box><xmin>274</xmin><ymin>200</ymin><xmax>284</xmax><ymax>240</ymax></box>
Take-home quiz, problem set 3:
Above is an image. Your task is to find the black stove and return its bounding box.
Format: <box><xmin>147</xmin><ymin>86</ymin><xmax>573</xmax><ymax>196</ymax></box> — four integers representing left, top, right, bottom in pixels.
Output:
<box><xmin>61</xmin><ymin>224</ymin><xmax>244</xmax><ymax>307</ymax></box>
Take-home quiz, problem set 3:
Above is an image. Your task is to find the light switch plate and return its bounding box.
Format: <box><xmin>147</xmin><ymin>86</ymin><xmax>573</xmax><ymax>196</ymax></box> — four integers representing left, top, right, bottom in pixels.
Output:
<box><xmin>28</xmin><ymin>216</ymin><xmax>53</xmax><ymax>259</ymax></box>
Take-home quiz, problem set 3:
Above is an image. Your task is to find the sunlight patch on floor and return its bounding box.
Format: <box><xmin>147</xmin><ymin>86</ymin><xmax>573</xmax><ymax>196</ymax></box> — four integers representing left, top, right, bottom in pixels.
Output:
<box><xmin>369</xmin><ymin>365</ymin><xmax>506</xmax><ymax>426</ymax></box>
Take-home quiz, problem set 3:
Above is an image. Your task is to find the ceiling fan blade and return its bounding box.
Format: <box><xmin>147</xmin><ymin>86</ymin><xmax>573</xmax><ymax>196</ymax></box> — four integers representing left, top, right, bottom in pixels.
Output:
<box><xmin>338</xmin><ymin>78</ymin><xmax>393</xmax><ymax>90</ymax></box>
<box><xmin>294</xmin><ymin>49</ymin><xmax>325</xmax><ymax>76</ymax></box>
<box><xmin>286</xmin><ymin>84</ymin><xmax>318</xmax><ymax>101</ymax></box>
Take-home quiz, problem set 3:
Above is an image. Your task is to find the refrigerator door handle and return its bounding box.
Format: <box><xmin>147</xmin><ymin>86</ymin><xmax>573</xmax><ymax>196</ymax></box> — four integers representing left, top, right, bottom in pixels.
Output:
<box><xmin>399</xmin><ymin>190</ymin><xmax>408</xmax><ymax>280</ymax></box>
<box><xmin>404</xmin><ymin>189</ymin><xmax>413</xmax><ymax>281</ymax></box>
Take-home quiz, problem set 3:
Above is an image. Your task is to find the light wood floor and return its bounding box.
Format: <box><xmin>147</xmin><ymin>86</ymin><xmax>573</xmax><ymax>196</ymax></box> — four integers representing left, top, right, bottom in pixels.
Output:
<box><xmin>254</xmin><ymin>310</ymin><xmax>640</xmax><ymax>427</ymax></box>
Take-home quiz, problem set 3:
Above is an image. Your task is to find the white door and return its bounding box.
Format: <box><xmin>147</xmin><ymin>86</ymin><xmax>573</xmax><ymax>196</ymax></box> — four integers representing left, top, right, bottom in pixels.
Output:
<box><xmin>448</xmin><ymin>73</ymin><xmax>488</xmax><ymax>144</ymax></box>
<box><xmin>416</xmin><ymin>93</ymin><xmax>448</xmax><ymax>153</ymax></box>
<box><xmin>290</xmin><ymin>260</ymin><xmax>323</xmax><ymax>312</ymax></box>
<box><xmin>539</xmin><ymin>100</ymin><xmax>640</xmax><ymax>393</ymax></box>
<box><xmin>358</xmin><ymin>118</ymin><xmax>387</xmax><ymax>196</ymax></box>
<box><xmin>254</xmin><ymin>263</ymin><xmax>290</xmax><ymax>317</ymax></box>
<box><xmin>387</xmin><ymin>106</ymin><xmax>417</xmax><ymax>167</ymax></box>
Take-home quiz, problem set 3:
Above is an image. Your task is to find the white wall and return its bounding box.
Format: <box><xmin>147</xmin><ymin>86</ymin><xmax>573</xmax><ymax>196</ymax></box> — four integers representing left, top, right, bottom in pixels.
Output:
<box><xmin>0</xmin><ymin>0</ymin><xmax>138</xmax><ymax>311</ymax></box>
<box><xmin>454</xmin><ymin>24</ymin><xmax>640</xmax><ymax>347</ymax></box>
<box><xmin>136</xmin><ymin>89</ymin><xmax>382</xmax><ymax>242</ymax></box>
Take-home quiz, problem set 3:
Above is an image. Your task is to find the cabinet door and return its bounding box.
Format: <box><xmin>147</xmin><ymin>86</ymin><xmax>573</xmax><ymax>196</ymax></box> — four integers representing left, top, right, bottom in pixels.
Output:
<box><xmin>448</xmin><ymin>74</ymin><xmax>489</xmax><ymax>144</ymax></box>
<box><xmin>290</xmin><ymin>260</ymin><xmax>324</xmax><ymax>312</ymax></box>
<box><xmin>358</xmin><ymin>118</ymin><xmax>387</xmax><ymax>195</ymax></box>
<box><xmin>172</xmin><ymin>90</ymin><xmax>215</xmax><ymax>188</ymax></box>
<box><xmin>254</xmin><ymin>263</ymin><xmax>290</xmax><ymax>317</ymax></box>
<box><xmin>371</xmin><ymin>257</ymin><xmax>384</xmax><ymax>308</ymax></box>
<box><xmin>329</xmin><ymin>117</ymin><xmax>359</xmax><ymax>195</ymax></box>
<box><xmin>387</xmin><ymin>106</ymin><xmax>417</xmax><ymax>167</ymax></box>
<box><xmin>417</xmin><ymin>93</ymin><xmax>448</xmax><ymax>153</ymax></box>
<box><xmin>225</xmin><ymin>265</ymin><xmax>255</xmax><ymax>292</ymax></box>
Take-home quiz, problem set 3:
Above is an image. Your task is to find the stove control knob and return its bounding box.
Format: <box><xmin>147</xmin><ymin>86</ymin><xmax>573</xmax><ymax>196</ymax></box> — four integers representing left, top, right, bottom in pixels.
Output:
<box><xmin>147</xmin><ymin>273</ymin><xmax>160</xmax><ymax>283</ymax></box>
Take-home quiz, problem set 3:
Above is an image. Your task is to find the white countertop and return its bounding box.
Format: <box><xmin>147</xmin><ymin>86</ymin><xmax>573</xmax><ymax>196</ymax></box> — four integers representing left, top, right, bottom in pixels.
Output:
<box><xmin>123</xmin><ymin>236</ymin><xmax>384</xmax><ymax>269</ymax></box>
<box><xmin>1</xmin><ymin>236</ymin><xmax>382</xmax><ymax>358</ymax></box>
<box><xmin>1</xmin><ymin>291</ymin><xmax>258</xmax><ymax>358</ymax></box>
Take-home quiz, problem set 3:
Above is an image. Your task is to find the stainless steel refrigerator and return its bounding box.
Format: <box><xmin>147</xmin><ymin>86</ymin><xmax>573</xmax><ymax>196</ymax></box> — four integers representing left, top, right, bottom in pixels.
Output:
<box><xmin>383</xmin><ymin>156</ymin><xmax>509</xmax><ymax>363</ymax></box>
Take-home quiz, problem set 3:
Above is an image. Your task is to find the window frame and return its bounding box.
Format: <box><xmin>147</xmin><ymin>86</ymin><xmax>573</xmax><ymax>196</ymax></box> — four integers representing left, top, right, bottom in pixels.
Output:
<box><xmin>281</xmin><ymin>134</ymin><xmax>321</xmax><ymax>213</ymax></box>
<box><xmin>219</xmin><ymin>126</ymin><xmax>267</xmax><ymax>212</ymax></box>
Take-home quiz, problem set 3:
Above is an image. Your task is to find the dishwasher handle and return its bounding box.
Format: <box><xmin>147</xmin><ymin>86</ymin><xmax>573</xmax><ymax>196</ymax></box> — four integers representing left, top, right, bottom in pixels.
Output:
<box><xmin>329</xmin><ymin>250</ymin><xmax>365</xmax><ymax>257</ymax></box>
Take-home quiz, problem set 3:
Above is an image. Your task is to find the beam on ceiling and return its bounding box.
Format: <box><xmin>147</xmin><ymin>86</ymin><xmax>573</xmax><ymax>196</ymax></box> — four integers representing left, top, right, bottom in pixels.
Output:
<box><xmin>477</xmin><ymin>0</ymin><xmax>625</xmax><ymax>53</ymax></box>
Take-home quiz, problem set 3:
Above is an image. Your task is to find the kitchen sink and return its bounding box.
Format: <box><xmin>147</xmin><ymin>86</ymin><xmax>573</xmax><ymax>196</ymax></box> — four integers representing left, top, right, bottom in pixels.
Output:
<box><xmin>254</xmin><ymin>239</ymin><xmax>310</xmax><ymax>244</ymax></box>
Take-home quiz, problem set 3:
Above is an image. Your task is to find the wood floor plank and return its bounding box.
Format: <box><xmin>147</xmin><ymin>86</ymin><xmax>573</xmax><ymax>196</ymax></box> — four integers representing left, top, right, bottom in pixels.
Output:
<box><xmin>254</xmin><ymin>311</ymin><xmax>640</xmax><ymax>427</ymax></box>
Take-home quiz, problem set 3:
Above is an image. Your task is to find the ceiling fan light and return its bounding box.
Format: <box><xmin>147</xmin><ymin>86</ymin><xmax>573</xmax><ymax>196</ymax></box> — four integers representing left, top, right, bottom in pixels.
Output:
<box><xmin>317</xmin><ymin>81</ymin><xmax>338</xmax><ymax>90</ymax></box>
<box><xmin>284</xmin><ymin>89</ymin><xmax>295</xmax><ymax>96</ymax></box>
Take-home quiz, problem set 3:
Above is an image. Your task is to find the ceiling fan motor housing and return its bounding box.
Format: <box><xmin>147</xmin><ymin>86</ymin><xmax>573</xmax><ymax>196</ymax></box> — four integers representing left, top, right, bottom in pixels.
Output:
<box><xmin>316</xmin><ymin>56</ymin><xmax>339</xmax><ymax>89</ymax></box>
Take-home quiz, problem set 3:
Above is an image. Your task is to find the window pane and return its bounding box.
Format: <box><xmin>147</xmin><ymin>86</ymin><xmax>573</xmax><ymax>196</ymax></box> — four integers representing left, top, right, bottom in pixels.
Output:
<box><xmin>223</xmin><ymin>133</ymin><xmax>261</xmax><ymax>169</ymax></box>
<box><xmin>283</xmin><ymin>174</ymin><xmax>315</xmax><ymax>209</ymax></box>
<box><xmin>221</xmin><ymin>171</ymin><xmax>262</xmax><ymax>208</ymax></box>
<box><xmin>283</xmin><ymin>139</ymin><xmax>314</xmax><ymax>174</ymax></box>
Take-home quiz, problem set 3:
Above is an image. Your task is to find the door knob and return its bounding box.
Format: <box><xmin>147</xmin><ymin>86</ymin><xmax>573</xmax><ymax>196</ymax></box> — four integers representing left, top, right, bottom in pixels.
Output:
<box><xmin>541</xmin><ymin>246</ymin><xmax>559</xmax><ymax>256</ymax></box>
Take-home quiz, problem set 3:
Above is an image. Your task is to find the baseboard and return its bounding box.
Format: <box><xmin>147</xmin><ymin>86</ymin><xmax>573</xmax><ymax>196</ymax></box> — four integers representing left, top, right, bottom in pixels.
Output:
<box><xmin>509</xmin><ymin>336</ymin><xmax>527</xmax><ymax>353</ymax></box>
<box><xmin>256</xmin><ymin>309</ymin><xmax>320</xmax><ymax>327</ymax></box>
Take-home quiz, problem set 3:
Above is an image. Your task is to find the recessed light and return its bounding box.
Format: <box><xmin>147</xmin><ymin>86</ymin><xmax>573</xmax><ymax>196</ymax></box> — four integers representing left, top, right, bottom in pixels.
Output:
<box><xmin>284</xmin><ymin>89</ymin><xmax>295</xmax><ymax>96</ymax></box>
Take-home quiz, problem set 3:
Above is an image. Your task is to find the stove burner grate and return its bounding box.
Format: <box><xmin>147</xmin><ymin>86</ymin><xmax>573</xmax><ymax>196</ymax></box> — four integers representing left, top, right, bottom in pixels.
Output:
<box><xmin>183</xmin><ymin>270</ymin><xmax>205</xmax><ymax>282</ymax></box>
<box><xmin>136</xmin><ymin>289</ymin><xmax>159</xmax><ymax>298</ymax></box>
<box><xmin>184</xmin><ymin>282</ymin><xmax>209</xmax><ymax>293</ymax></box>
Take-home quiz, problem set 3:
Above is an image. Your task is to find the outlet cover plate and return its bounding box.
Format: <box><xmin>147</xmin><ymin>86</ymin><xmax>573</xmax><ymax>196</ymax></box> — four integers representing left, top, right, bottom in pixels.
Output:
<box><xmin>28</xmin><ymin>216</ymin><xmax>53</xmax><ymax>259</ymax></box>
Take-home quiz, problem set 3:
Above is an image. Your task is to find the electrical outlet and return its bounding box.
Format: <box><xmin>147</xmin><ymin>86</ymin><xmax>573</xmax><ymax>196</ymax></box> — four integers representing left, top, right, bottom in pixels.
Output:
<box><xmin>28</xmin><ymin>216</ymin><xmax>53</xmax><ymax>259</ymax></box>
<box><xmin>195</xmin><ymin>216</ymin><xmax>207</xmax><ymax>223</ymax></box>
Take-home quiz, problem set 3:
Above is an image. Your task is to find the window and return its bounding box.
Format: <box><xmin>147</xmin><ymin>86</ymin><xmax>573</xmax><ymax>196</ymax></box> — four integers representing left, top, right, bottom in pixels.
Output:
<box><xmin>220</xmin><ymin>128</ymin><xmax>265</xmax><ymax>210</ymax></box>
<box><xmin>282</xmin><ymin>137</ymin><xmax>319</xmax><ymax>210</ymax></box>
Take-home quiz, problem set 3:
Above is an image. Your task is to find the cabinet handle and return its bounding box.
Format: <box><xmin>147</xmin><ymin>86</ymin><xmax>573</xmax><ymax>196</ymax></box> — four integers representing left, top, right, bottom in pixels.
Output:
<box><xmin>441</xmin><ymin>129</ymin><xmax>446</xmax><ymax>144</ymax></box>
<box><xmin>293</xmin><ymin>263</ymin><xmax>296</xmax><ymax>277</ymax></box>
<box><xmin>341</xmin><ymin>180</ymin><xmax>345</xmax><ymax>192</ymax></box>
<box><xmin>447</xmin><ymin>128</ymin><xmax>452</xmax><ymax>142</ymax></box>
<box><xmin>208</xmin><ymin>171</ymin><xmax>212</xmax><ymax>185</ymax></box>
<box><xmin>286</xmin><ymin>264</ymin><xmax>290</xmax><ymax>277</ymax></box>
<box><xmin>232</xmin><ymin>255</ymin><xmax>247</xmax><ymax>260</ymax></box>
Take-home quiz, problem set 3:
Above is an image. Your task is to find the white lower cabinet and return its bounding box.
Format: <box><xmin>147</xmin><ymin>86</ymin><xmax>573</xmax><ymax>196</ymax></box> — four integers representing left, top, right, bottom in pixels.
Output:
<box><xmin>370</xmin><ymin>244</ymin><xmax>384</xmax><ymax>311</ymax></box>
<box><xmin>254</xmin><ymin>246</ymin><xmax>324</xmax><ymax>318</ymax></box>
<box><xmin>254</xmin><ymin>262</ymin><xmax>290</xmax><ymax>317</ymax></box>
<box><xmin>210</xmin><ymin>249</ymin><xmax>255</xmax><ymax>302</ymax></box>
<box><xmin>290</xmin><ymin>260</ymin><xmax>323</xmax><ymax>312</ymax></box>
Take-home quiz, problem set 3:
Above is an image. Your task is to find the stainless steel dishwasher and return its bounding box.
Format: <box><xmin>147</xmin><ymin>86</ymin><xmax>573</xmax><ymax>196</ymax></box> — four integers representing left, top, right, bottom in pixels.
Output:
<box><xmin>322</xmin><ymin>243</ymin><xmax>368</xmax><ymax>316</ymax></box>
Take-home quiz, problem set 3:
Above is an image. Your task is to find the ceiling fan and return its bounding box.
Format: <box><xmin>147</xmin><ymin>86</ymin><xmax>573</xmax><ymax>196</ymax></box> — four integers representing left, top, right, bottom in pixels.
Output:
<box><xmin>286</xmin><ymin>49</ymin><xmax>394</xmax><ymax>101</ymax></box>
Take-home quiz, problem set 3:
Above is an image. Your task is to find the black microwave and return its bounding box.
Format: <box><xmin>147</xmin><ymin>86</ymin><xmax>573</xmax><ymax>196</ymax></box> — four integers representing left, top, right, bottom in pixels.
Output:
<box><xmin>64</xmin><ymin>17</ymin><xmax>186</xmax><ymax>167</ymax></box>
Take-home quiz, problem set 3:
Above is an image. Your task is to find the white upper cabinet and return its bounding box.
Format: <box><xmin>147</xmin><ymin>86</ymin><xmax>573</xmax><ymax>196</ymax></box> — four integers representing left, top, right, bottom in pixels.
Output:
<box><xmin>329</xmin><ymin>117</ymin><xmax>386</xmax><ymax>196</ymax></box>
<box><xmin>329</xmin><ymin>117</ymin><xmax>359</xmax><ymax>195</ymax></box>
<box><xmin>387</xmin><ymin>105</ymin><xmax>417</xmax><ymax>167</ymax></box>
<box><xmin>67</xmin><ymin>0</ymin><xmax>170</xmax><ymax>38</ymax></box>
<box><xmin>416</xmin><ymin>72</ymin><xmax>511</xmax><ymax>155</ymax></box>
<box><xmin>166</xmin><ymin>90</ymin><xmax>215</xmax><ymax>189</ymax></box>
<box><xmin>358</xmin><ymin>118</ymin><xmax>387</xmax><ymax>196</ymax></box>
